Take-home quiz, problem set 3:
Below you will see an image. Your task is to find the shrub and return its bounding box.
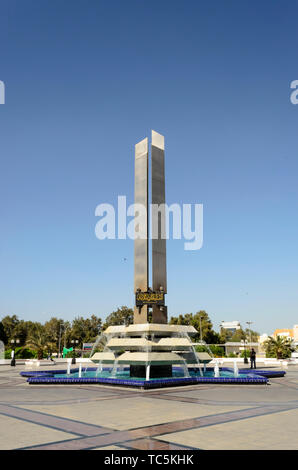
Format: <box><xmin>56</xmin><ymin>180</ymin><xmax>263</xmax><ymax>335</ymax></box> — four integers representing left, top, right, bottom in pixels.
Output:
<box><xmin>209</xmin><ymin>345</ymin><xmax>225</xmax><ymax>357</ymax></box>
<box><xmin>82</xmin><ymin>352</ymin><xmax>91</xmax><ymax>358</ymax></box>
<box><xmin>195</xmin><ymin>345</ymin><xmax>207</xmax><ymax>353</ymax></box>
<box><xmin>17</xmin><ymin>348</ymin><xmax>37</xmax><ymax>359</ymax></box>
<box><xmin>240</xmin><ymin>350</ymin><xmax>249</xmax><ymax>358</ymax></box>
<box><xmin>5</xmin><ymin>347</ymin><xmax>38</xmax><ymax>359</ymax></box>
<box><xmin>195</xmin><ymin>344</ymin><xmax>226</xmax><ymax>357</ymax></box>
<box><xmin>65</xmin><ymin>351</ymin><xmax>81</xmax><ymax>358</ymax></box>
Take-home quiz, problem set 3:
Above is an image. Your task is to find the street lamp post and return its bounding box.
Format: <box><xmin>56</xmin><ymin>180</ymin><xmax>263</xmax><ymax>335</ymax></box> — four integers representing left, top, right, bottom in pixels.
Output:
<box><xmin>58</xmin><ymin>323</ymin><xmax>63</xmax><ymax>359</ymax></box>
<box><xmin>10</xmin><ymin>338</ymin><xmax>20</xmax><ymax>366</ymax></box>
<box><xmin>241</xmin><ymin>339</ymin><xmax>248</xmax><ymax>364</ymax></box>
<box><xmin>71</xmin><ymin>339</ymin><xmax>79</xmax><ymax>364</ymax></box>
<box><xmin>246</xmin><ymin>321</ymin><xmax>253</xmax><ymax>345</ymax></box>
<box><xmin>199</xmin><ymin>316</ymin><xmax>203</xmax><ymax>343</ymax></box>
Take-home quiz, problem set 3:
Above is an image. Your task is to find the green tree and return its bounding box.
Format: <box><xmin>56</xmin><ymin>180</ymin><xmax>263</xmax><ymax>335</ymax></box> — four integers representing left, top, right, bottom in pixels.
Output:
<box><xmin>103</xmin><ymin>307</ymin><xmax>133</xmax><ymax>330</ymax></box>
<box><xmin>219</xmin><ymin>327</ymin><xmax>259</xmax><ymax>344</ymax></box>
<box><xmin>44</xmin><ymin>317</ymin><xmax>67</xmax><ymax>352</ymax></box>
<box><xmin>87</xmin><ymin>315</ymin><xmax>103</xmax><ymax>339</ymax></box>
<box><xmin>1</xmin><ymin>315</ymin><xmax>20</xmax><ymax>345</ymax></box>
<box><xmin>0</xmin><ymin>321</ymin><xmax>7</xmax><ymax>344</ymax></box>
<box><xmin>263</xmin><ymin>336</ymin><xmax>294</xmax><ymax>359</ymax></box>
<box><xmin>230</xmin><ymin>329</ymin><xmax>246</xmax><ymax>342</ymax></box>
<box><xmin>1</xmin><ymin>316</ymin><xmax>48</xmax><ymax>347</ymax></box>
<box><xmin>219</xmin><ymin>328</ymin><xmax>233</xmax><ymax>343</ymax></box>
<box><xmin>25</xmin><ymin>323</ymin><xmax>55</xmax><ymax>359</ymax></box>
<box><xmin>170</xmin><ymin>310</ymin><xmax>219</xmax><ymax>343</ymax></box>
<box><xmin>13</xmin><ymin>320</ymin><xmax>35</xmax><ymax>346</ymax></box>
<box><xmin>69</xmin><ymin>315</ymin><xmax>102</xmax><ymax>347</ymax></box>
<box><xmin>244</xmin><ymin>328</ymin><xmax>259</xmax><ymax>342</ymax></box>
<box><xmin>204</xmin><ymin>329</ymin><xmax>221</xmax><ymax>344</ymax></box>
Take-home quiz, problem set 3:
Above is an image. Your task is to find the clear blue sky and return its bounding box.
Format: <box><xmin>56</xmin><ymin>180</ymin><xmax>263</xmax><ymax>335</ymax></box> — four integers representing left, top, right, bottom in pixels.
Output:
<box><xmin>0</xmin><ymin>0</ymin><xmax>297</xmax><ymax>334</ymax></box>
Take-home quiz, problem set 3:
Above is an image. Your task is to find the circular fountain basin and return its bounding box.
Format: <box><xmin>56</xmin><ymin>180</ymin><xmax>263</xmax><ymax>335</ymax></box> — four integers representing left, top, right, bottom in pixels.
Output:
<box><xmin>19</xmin><ymin>366</ymin><xmax>284</xmax><ymax>388</ymax></box>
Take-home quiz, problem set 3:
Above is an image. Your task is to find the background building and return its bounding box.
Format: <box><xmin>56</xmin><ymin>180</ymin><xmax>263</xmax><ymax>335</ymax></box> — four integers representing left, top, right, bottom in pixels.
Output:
<box><xmin>225</xmin><ymin>341</ymin><xmax>261</xmax><ymax>357</ymax></box>
<box><xmin>220</xmin><ymin>321</ymin><xmax>241</xmax><ymax>334</ymax></box>
<box><xmin>272</xmin><ymin>328</ymin><xmax>293</xmax><ymax>341</ymax></box>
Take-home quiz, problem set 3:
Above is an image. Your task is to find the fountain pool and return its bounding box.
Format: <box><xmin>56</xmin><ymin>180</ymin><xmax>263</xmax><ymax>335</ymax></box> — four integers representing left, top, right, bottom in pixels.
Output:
<box><xmin>20</xmin><ymin>323</ymin><xmax>286</xmax><ymax>388</ymax></box>
<box><xmin>20</xmin><ymin>365</ymin><xmax>286</xmax><ymax>388</ymax></box>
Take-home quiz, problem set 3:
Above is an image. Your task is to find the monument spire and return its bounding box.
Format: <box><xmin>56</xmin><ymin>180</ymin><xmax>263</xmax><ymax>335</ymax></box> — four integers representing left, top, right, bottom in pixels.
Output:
<box><xmin>134</xmin><ymin>131</ymin><xmax>167</xmax><ymax>324</ymax></box>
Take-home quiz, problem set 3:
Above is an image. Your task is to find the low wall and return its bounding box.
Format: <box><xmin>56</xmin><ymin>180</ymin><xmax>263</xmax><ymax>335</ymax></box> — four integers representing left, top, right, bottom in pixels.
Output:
<box><xmin>0</xmin><ymin>358</ymin><xmax>93</xmax><ymax>366</ymax></box>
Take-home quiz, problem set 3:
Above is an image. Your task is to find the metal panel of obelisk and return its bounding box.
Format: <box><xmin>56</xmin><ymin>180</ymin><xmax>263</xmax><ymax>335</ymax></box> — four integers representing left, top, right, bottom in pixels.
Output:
<box><xmin>151</xmin><ymin>130</ymin><xmax>167</xmax><ymax>323</ymax></box>
<box><xmin>134</xmin><ymin>137</ymin><xmax>149</xmax><ymax>324</ymax></box>
<box><xmin>134</xmin><ymin>131</ymin><xmax>167</xmax><ymax>324</ymax></box>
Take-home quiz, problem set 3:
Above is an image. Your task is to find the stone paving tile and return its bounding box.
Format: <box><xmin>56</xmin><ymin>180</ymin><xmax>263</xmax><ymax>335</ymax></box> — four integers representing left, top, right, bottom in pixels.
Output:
<box><xmin>92</xmin><ymin>445</ymin><xmax>127</xmax><ymax>450</ymax></box>
<box><xmin>154</xmin><ymin>393</ymin><xmax>298</xmax><ymax>407</ymax></box>
<box><xmin>126</xmin><ymin>438</ymin><xmax>195</xmax><ymax>450</ymax></box>
<box><xmin>20</xmin><ymin>404</ymin><xmax>297</xmax><ymax>450</ymax></box>
<box><xmin>0</xmin><ymin>385</ymin><xmax>117</xmax><ymax>403</ymax></box>
<box><xmin>131</xmin><ymin>404</ymin><xmax>298</xmax><ymax>439</ymax></box>
<box><xmin>156</xmin><ymin>407</ymin><xmax>298</xmax><ymax>450</ymax></box>
<box><xmin>15</xmin><ymin>397</ymin><xmax>248</xmax><ymax>431</ymax></box>
<box><xmin>0</xmin><ymin>403</ymin><xmax>111</xmax><ymax>436</ymax></box>
<box><xmin>0</xmin><ymin>365</ymin><xmax>297</xmax><ymax>449</ymax></box>
<box><xmin>0</xmin><ymin>414</ymin><xmax>77</xmax><ymax>450</ymax></box>
<box><xmin>165</xmin><ymin>384</ymin><xmax>298</xmax><ymax>404</ymax></box>
<box><xmin>273</xmin><ymin>379</ymin><xmax>298</xmax><ymax>390</ymax></box>
<box><xmin>23</xmin><ymin>431</ymin><xmax>134</xmax><ymax>450</ymax></box>
<box><xmin>144</xmin><ymin>385</ymin><xmax>217</xmax><ymax>395</ymax></box>
<box><xmin>21</xmin><ymin>424</ymin><xmax>200</xmax><ymax>450</ymax></box>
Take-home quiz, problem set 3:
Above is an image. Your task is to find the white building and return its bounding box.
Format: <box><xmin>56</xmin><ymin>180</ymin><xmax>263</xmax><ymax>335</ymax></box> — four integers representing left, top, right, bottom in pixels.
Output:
<box><xmin>220</xmin><ymin>321</ymin><xmax>241</xmax><ymax>334</ymax></box>
<box><xmin>293</xmin><ymin>325</ymin><xmax>298</xmax><ymax>343</ymax></box>
<box><xmin>259</xmin><ymin>333</ymin><xmax>269</xmax><ymax>344</ymax></box>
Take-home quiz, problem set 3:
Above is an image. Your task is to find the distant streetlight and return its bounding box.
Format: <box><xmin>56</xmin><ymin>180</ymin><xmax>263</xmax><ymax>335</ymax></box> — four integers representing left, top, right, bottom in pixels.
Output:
<box><xmin>58</xmin><ymin>322</ymin><xmax>63</xmax><ymax>358</ymax></box>
<box><xmin>199</xmin><ymin>316</ymin><xmax>203</xmax><ymax>342</ymax></box>
<box><xmin>10</xmin><ymin>338</ymin><xmax>20</xmax><ymax>367</ymax></box>
<box><xmin>71</xmin><ymin>339</ymin><xmax>79</xmax><ymax>364</ymax></box>
<box><xmin>241</xmin><ymin>339</ymin><xmax>248</xmax><ymax>364</ymax></box>
<box><xmin>246</xmin><ymin>321</ymin><xmax>253</xmax><ymax>345</ymax></box>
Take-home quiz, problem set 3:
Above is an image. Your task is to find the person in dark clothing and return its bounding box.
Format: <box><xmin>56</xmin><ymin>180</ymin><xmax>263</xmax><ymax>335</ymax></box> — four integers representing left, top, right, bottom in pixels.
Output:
<box><xmin>47</xmin><ymin>351</ymin><xmax>55</xmax><ymax>363</ymax></box>
<box><xmin>250</xmin><ymin>348</ymin><xmax>256</xmax><ymax>369</ymax></box>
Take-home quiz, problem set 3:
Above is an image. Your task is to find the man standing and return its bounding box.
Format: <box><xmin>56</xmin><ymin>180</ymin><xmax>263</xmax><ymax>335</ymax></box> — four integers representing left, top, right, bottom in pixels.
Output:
<box><xmin>250</xmin><ymin>348</ymin><xmax>256</xmax><ymax>369</ymax></box>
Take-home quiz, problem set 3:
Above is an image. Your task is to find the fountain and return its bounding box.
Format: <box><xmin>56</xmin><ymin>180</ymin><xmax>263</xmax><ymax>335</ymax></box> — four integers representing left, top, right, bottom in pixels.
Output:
<box><xmin>91</xmin><ymin>323</ymin><xmax>199</xmax><ymax>379</ymax></box>
<box><xmin>233</xmin><ymin>360</ymin><xmax>239</xmax><ymax>378</ymax></box>
<box><xmin>214</xmin><ymin>360</ymin><xmax>220</xmax><ymax>378</ymax></box>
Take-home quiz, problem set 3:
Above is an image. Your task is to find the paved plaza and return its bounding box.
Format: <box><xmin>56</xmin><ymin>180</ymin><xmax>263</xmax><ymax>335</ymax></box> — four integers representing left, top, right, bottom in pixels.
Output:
<box><xmin>0</xmin><ymin>364</ymin><xmax>297</xmax><ymax>450</ymax></box>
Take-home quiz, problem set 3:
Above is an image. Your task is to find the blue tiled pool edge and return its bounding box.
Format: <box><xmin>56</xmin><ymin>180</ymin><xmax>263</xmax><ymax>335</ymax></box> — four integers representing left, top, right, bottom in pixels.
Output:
<box><xmin>19</xmin><ymin>366</ymin><xmax>285</xmax><ymax>388</ymax></box>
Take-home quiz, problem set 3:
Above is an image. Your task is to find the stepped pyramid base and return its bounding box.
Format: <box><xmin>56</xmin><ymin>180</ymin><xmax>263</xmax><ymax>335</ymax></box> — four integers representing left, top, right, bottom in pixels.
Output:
<box><xmin>91</xmin><ymin>323</ymin><xmax>209</xmax><ymax>379</ymax></box>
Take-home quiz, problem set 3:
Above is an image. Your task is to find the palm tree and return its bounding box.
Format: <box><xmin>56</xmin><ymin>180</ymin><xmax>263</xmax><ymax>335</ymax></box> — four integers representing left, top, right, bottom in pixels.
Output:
<box><xmin>26</xmin><ymin>324</ymin><xmax>56</xmax><ymax>360</ymax></box>
<box><xmin>264</xmin><ymin>335</ymin><xmax>294</xmax><ymax>359</ymax></box>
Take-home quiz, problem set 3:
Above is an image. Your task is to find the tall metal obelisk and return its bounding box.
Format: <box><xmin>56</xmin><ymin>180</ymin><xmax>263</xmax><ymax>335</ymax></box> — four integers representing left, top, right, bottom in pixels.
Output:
<box><xmin>134</xmin><ymin>130</ymin><xmax>167</xmax><ymax>324</ymax></box>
